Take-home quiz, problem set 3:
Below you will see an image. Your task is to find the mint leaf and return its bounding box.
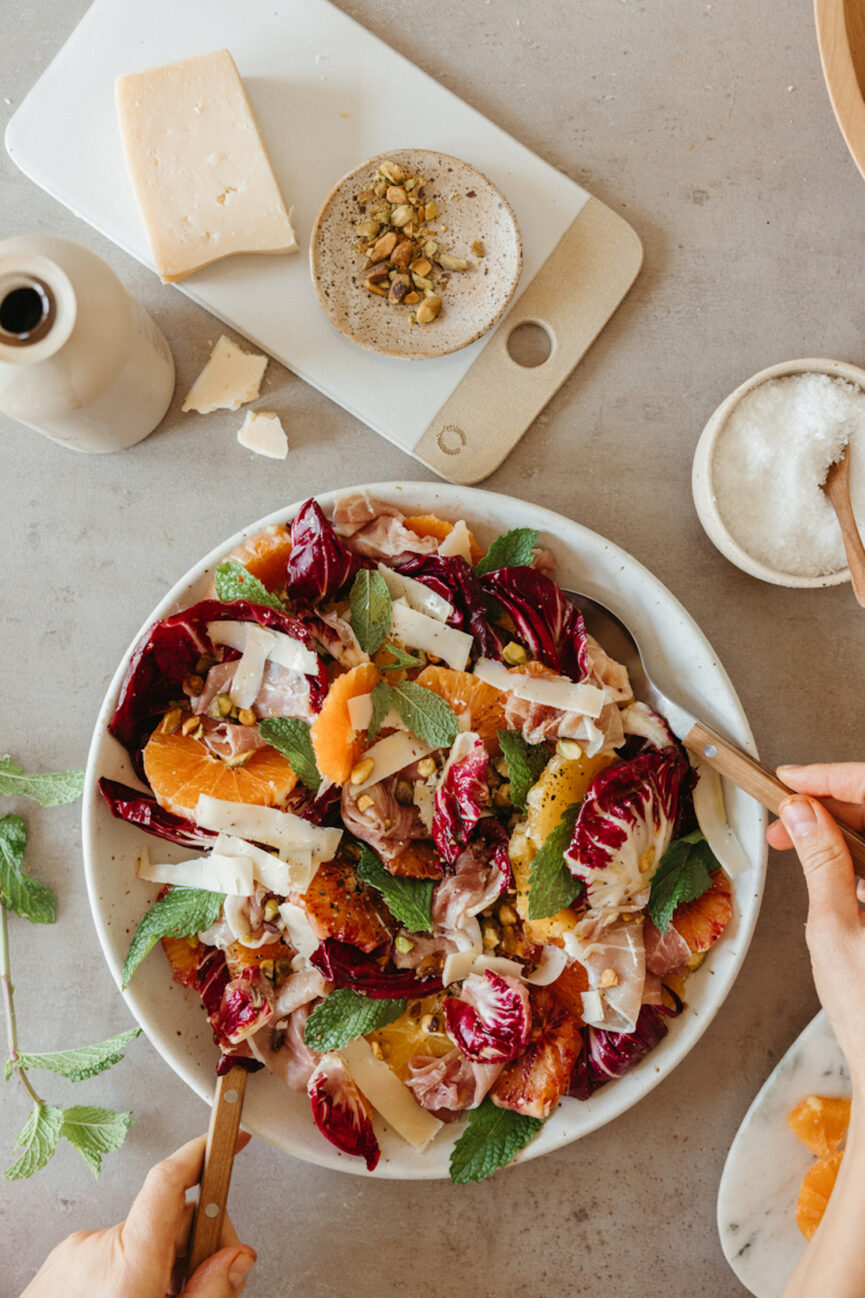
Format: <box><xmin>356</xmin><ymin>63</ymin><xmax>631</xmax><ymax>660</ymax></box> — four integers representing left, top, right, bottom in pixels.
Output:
<box><xmin>258</xmin><ymin>717</ymin><xmax>321</xmax><ymax>792</ymax></box>
<box><xmin>349</xmin><ymin>570</ymin><xmax>393</xmax><ymax>655</ymax></box>
<box><xmin>122</xmin><ymin>887</ymin><xmax>224</xmax><ymax>988</ymax></box>
<box><xmin>60</xmin><ymin>1106</ymin><xmax>133</xmax><ymax>1177</ymax></box>
<box><xmin>449</xmin><ymin>1096</ymin><xmax>543</xmax><ymax>1183</ymax></box>
<box><xmin>6</xmin><ymin>1027</ymin><xmax>141</xmax><ymax>1085</ymax></box>
<box><xmin>387</xmin><ymin>681</ymin><xmax>460</xmax><ymax>749</ymax></box>
<box><xmin>303</xmin><ymin>987</ymin><xmax>406</xmax><ymax>1052</ymax></box>
<box><xmin>527</xmin><ymin>803</ymin><xmax>582</xmax><ymax>921</ymax></box>
<box><xmin>214</xmin><ymin>559</ymin><xmax>285</xmax><ymax>610</ymax></box>
<box><xmin>474</xmin><ymin>528</ymin><xmax>538</xmax><ymax>578</ymax></box>
<box><xmin>356</xmin><ymin>843</ymin><xmax>434</xmax><ymax>933</ymax></box>
<box><xmin>367</xmin><ymin>680</ymin><xmax>394</xmax><ymax>745</ymax></box>
<box><xmin>497</xmin><ymin>731</ymin><xmax>551</xmax><ymax>812</ymax></box>
<box><xmin>0</xmin><ymin>815</ymin><xmax>56</xmax><ymax>925</ymax></box>
<box><xmin>379</xmin><ymin>644</ymin><xmax>423</xmax><ymax>671</ymax></box>
<box><xmin>648</xmin><ymin>830</ymin><xmax>718</xmax><ymax>933</ymax></box>
<box><xmin>0</xmin><ymin>756</ymin><xmax>84</xmax><ymax>807</ymax></box>
<box><xmin>5</xmin><ymin>1103</ymin><xmax>63</xmax><ymax>1181</ymax></box>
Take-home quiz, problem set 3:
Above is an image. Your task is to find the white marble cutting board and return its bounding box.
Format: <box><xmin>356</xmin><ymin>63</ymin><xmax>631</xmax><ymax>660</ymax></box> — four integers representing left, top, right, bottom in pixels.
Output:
<box><xmin>717</xmin><ymin>1012</ymin><xmax>850</xmax><ymax>1297</ymax></box>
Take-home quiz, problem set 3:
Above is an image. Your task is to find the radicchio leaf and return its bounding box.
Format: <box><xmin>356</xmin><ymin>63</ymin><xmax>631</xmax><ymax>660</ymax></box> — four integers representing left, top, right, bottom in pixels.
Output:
<box><xmin>480</xmin><ymin>567</ymin><xmax>588</xmax><ymax>680</ymax></box>
<box><xmin>285</xmin><ymin>499</ymin><xmax>370</xmax><ymax>604</ymax></box>
<box><xmin>432</xmin><ymin>732</ymin><xmax>489</xmax><ymax>867</ymax></box>
<box><xmin>445</xmin><ymin>971</ymin><xmax>532</xmax><ymax>1064</ymax></box>
<box><xmin>310</xmin><ymin>939</ymin><xmax>442</xmax><ymax>999</ymax></box>
<box><xmin>98</xmin><ymin>778</ymin><xmax>218</xmax><ymax>851</ymax></box>
<box><xmin>206</xmin><ymin>966</ymin><xmax>274</xmax><ymax>1050</ymax></box>
<box><xmin>307</xmin><ymin>1052</ymin><xmax>380</xmax><ymax>1170</ymax></box>
<box><xmin>568</xmin><ymin>1003</ymin><xmax>678</xmax><ymax>1100</ymax></box>
<box><xmin>395</xmin><ymin>553</ymin><xmax>504</xmax><ymax>659</ymax></box>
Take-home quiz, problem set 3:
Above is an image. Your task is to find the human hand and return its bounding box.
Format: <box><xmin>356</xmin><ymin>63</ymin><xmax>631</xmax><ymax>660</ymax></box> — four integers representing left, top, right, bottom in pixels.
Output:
<box><xmin>767</xmin><ymin>763</ymin><xmax>865</xmax><ymax>1091</ymax></box>
<box><xmin>20</xmin><ymin>1132</ymin><xmax>256</xmax><ymax>1298</ymax></box>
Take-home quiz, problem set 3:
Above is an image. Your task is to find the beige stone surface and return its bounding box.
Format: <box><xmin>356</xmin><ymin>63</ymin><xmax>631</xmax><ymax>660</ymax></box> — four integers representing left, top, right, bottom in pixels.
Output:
<box><xmin>2</xmin><ymin>1</ymin><xmax>864</xmax><ymax>1294</ymax></box>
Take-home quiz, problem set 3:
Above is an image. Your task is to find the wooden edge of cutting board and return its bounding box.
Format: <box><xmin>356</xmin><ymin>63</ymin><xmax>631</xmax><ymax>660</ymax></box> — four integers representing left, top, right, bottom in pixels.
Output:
<box><xmin>815</xmin><ymin>0</ymin><xmax>865</xmax><ymax>183</ymax></box>
<box><xmin>413</xmin><ymin>195</ymin><xmax>643</xmax><ymax>485</ymax></box>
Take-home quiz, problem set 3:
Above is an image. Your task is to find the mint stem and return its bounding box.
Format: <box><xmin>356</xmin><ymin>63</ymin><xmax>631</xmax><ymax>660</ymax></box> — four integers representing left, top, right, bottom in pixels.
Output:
<box><xmin>0</xmin><ymin>901</ymin><xmax>44</xmax><ymax>1107</ymax></box>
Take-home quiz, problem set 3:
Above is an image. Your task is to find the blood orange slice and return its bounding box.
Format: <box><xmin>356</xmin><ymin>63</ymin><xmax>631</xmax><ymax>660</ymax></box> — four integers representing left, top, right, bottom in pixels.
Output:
<box><xmin>162</xmin><ymin>934</ymin><xmax>206</xmax><ymax>987</ymax></box>
<box><xmin>415</xmin><ymin>665</ymin><xmax>506</xmax><ymax>754</ymax></box>
<box><xmin>787</xmin><ymin>1095</ymin><xmax>851</xmax><ymax>1158</ymax></box>
<box><xmin>672</xmin><ymin>870</ymin><xmax>733</xmax><ymax>953</ymax></box>
<box><xmin>388</xmin><ymin>840</ymin><xmax>442</xmax><ymax>879</ymax></box>
<box><xmin>143</xmin><ymin>727</ymin><xmax>298</xmax><ymax>817</ymax></box>
<box><xmin>310</xmin><ymin>662</ymin><xmax>381</xmax><ymax>785</ymax></box>
<box><xmin>491</xmin><ymin>987</ymin><xmax>582</xmax><ymax>1118</ymax></box>
<box><xmin>796</xmin><ymin>1148</ymin><xmax>843</xmax><ymax>1240</ymax></box>
<box><xmin>303</xmin><ymin>859</ymin><xmax>391</xmax><ymax>953</ymax></box>
<box><xmin>224</xmin><ymin>939</ymin><xmax>293</xmax><ymax>980</ymax></box>
<box><xmin>403</xmin><ymin>514</ymin><xmax>483</xmax><ymax>565</ymax></box>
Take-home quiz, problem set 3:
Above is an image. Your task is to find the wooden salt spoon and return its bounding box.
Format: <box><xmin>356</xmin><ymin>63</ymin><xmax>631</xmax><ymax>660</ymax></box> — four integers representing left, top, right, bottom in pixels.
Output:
<box><xmin>823</xmin><ymin>444</ymin><xmax>865</xmax><ymax>607</ymax></box>
<box><xmin>185</xmin><ymin>1064</ymin><xmax>249</xmax><ymax>1279</ymax></box>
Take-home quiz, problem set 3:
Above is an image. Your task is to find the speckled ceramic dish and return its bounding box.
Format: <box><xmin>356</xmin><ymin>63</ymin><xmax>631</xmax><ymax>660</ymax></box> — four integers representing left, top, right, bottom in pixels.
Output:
<box><xmin>309</xmin><ymin>150</ymin><xmax>523</xmax><ymax>359</ymax></box>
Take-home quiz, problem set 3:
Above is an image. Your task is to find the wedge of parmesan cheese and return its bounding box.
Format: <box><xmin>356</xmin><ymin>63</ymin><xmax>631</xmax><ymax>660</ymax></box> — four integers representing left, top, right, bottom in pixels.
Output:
<box><xmin>390</xmin><ymin>603</ymin><xmax>472</xmax><ymax>671</ymax></box>
<box><xmin>441</xmin><ymin>951</ymin><xmax>527</xmax><ymax>987</ymax></box>
<box><xmin>194</xmin><ymin>796</ymin><xmax>342</xmax><ymax>863</ymax></box>
<box><xmin>352</xmin><ymin>732</ymin><xmax>432</xmax><ymax>793</ymax></box>
<box><xmin>183</xmin><ymin>336</ymin><xmax>268</xmax><ymax>414</ymax></box>
<box><xmin>116</xmin><ymin>49</ymin><xmax>298</xmax><ymax>282</ymax></box>
<box><xmin>376</xmin><ymin>563</ymin><xmax>453</xmax><ymax>623</ymax></box>
<box><xmin>437</xmin><ymin>519</ymin><xmax>473</xmax><ymax>563</ymax></box>
<box><xmin>474</xmin><ymin>657</ymin><xmax>607</xmax><ymax>718</ymax></box>
<box><xmin>339</xmin><ymin>1037</ymin><xmax>443</xmax><ymax>1152</ymax></box>
<box><xmin>237</xmin><ymin>410</ymin><xmax>288</xmax><ymax>460</ymax></box>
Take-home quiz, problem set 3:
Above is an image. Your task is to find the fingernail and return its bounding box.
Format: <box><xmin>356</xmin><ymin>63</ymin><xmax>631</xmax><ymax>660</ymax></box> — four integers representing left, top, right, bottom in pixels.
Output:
<box><xmin>777</xmin><ymin>765</ymin><xmax>802</xmax><ymax>777</ymax></box>
<box><xmin>229</xmin><ymin>1251</ymin><xmax>255</xmax><ymax>1291</ymax></box>
<box><xmin>780</xmin><ymin>797</ymin><xmax>817</xmax><ymax>838</ymax></box>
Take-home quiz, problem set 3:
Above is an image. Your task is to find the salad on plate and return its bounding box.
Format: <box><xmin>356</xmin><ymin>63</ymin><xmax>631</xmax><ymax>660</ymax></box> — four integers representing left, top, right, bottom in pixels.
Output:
<box><xmin>100</xmin><ymin>493</ymin><xmax>735</xmax><ymax>1182</ymax></box>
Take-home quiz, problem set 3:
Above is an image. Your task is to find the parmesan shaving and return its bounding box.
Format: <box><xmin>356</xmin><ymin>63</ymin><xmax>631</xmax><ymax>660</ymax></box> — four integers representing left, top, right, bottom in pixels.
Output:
<box><xmin>193</xmin><ymin>796</ymin><xmax>342</xmax><ymax>862</ymax></box>
<box><xmin>474</xmin><ymin>657</ymin><xmax>607</xmax><ymax>718</ymax></box>
<box><xmin>437</xmin><ymin>519</ymin><xmax>473</xmax><ymax>563</ymax></box>
<box><xmin>377</xmin><ymin>563</ymin><xmax>452</xmax><ymax>623</ymax></box>
<box><xmin>390</xmin><ymin>603</ymin><xmax>472</xmax><ymax>671</ymax></box>
<box><xmin>352</xmin><ymin>732</ymin><xmax>432</xmax><ymax>793</ymax></box>
<box><xmin>339</xmin><ymin>1037</ymin><xmax>443</xmax><ymax>1151</ymax></box>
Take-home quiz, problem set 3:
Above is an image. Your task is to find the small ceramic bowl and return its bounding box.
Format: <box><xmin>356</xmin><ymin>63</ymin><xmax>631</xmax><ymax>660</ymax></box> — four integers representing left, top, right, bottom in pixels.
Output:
<box><xmin>691</xmin><ymin>357</ymin><xmax>865</xmax><ymax>588</ymax></box>
<box><xmin>309</xmin><ymin>149</ymin><xmax>522</xmax><ymax>360</ymax></box>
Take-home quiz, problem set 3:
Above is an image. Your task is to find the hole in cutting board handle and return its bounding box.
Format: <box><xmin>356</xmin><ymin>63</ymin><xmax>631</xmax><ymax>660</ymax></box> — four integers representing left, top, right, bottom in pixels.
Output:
<box><xmin>506</xmin><ymin>320</ymin><xmax>553</xmax><ymax>368</ymax></box>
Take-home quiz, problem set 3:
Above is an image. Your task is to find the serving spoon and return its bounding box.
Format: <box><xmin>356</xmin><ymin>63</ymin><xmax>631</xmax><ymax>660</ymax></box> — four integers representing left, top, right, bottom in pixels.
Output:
<box><xmin>822</xmin><ymin>444</ymin><xmax>865</xmax><ymax>607</ymax></box>
<box><xmin>565</xmin><ymin>588</ymin><xmax>865</xmax><ymax>874</ymax></box>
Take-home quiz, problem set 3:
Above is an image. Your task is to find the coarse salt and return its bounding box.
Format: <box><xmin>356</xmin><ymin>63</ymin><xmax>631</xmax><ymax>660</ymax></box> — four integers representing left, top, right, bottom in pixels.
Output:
<box><xmin>712</xmin><ymin>373</ymin><xmax>865</xmax><ymax>576</ymax></box>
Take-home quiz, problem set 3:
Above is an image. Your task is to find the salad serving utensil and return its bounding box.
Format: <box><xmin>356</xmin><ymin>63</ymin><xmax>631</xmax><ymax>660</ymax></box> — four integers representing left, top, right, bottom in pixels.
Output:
<box><xmin>185</xmin><ymin>1064</ymin><xmax>249</xmax><ymax>1278</ymax></box>
<box><xmin>822</xmin><ymin>445</ymin><xmax>865</xmax><ymax>608</ymax></box>
<box><xmin>565</xmin><ymin>588</ymin><xmax>865</xmax><ymax>875</ymax></box>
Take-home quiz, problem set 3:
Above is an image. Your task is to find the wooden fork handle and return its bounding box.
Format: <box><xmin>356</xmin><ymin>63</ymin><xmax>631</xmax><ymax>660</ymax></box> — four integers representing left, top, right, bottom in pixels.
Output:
<box><xmin>682</xmin><ymin>720</ymin><xmax>865</xmax><ymax>876</ymax></box>
<box><xmin>186</xmin><ymin>1065</ymin><xmax>248</xmax><ymax>1279</ymax></box>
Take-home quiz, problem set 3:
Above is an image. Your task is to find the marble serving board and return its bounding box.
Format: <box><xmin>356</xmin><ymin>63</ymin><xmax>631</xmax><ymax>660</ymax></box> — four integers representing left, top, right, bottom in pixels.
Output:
<box><xmin>717</xmin><ymin>1012</ymin><xmax>849</xmax><ymax>1297</ymax></box>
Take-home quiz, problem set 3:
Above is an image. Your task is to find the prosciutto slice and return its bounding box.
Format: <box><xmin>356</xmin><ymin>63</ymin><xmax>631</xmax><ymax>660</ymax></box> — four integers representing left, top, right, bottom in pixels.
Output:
<box><xmin>406</xmin><ymin>1050</ymin><xmax>503</xmax><ymax>1114</ymax></box>
<box><xmin>583</xmin><ymin>634</ymin><xmax>632</xmax><ymax>703</ymax></box>
<box><xmin>432</xmin><ymin>838</ymin><xmax>510</xmax><ymax>953</ymax></box>
<box><xmin>643</xmin><ymin>916</ymin><xmax>690</xmax><ymax>976</ymax></box>
<box><xmin>194</xmin><ymin>658</ymin><xmax>316</xmax><ymax>723</ymax></box>
<box><xmin>197</xmin><ymin>718</ymin><xmax>269</xmax><ymax>762</ymax></box>
<box><xmin>565</xmin><ymin>916</ymin><xmax>646</xmax><ymax>1034</ymax></box>
<box><xmin>341</xmin><ymin>777</ymin><xmax>426</xmax><ymax>862</ymax></box>
<box><xmin>332</xmin><ymin>493</ymin><xmax>438</xmax><ymax>562</ymax></box>
<box><xmin>248</xmin><ymin>1002</ymin><xmax>320</xmax><ymax>1091</ymax></box>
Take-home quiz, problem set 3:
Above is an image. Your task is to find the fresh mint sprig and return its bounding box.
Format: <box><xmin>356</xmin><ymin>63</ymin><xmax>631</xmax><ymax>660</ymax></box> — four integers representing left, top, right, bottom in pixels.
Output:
<box><xmin>122</xmin><ymin>887</ymin><xmax>225</xmax><ymax>989</ymax></box>
<box><xmin>449</xmin><ymin>1096</ymin><xmax>544</xmax><ymax>1183</ymax></box>
<box><xmin>474</xmin><ymin>528</ymin><xmax>538</xmax><ymax>578</ymax></box>
<box><xmin>214</xmin><ymin>559</ymin><xmax>285</xmax><ymax>610</ymax></box>
<box><xmin>527</xmin><ymin>803</ymin><xmax>583</xmax><ymax>921</ymax></box>
<box><xmin>0</xmin><ymin>815</ymin><xmax>56</xmax><ymax>925</ymax></box>
<box><xmin>258</xmin><ymin>717</ymin><xmax>321</xmax><ymax>792</ymax></box>
<box><xmin>5</xmin><ymin>1027</ymin><xmax>142</xmax><ymax>1084</ymax></box>
<box><xmin>303</xmin><ymin>987</ymin><xmax>406</xmax><ymax>1052</ymax></box>
<box><xmin>356</xmin><ymin>843</ymin><xmax>434</xmax><ymax>933</ymax></box>
<box><xmin>497</xmin><ymin>731</ymin><xmax>551</xmax><ymax>812</ymax></box>
<box><xmin>349</xmin><ymin>570</ymin><xmax>393</xmax><ymax>655</ymax></box>
<box><xmin>378</xmin><ymin>644</ymin><xmax>423</xmax><ymax>671</ymax></box>
<box><xmin>648</xmin><ymin>830</ymin><xmax>718</xmax><ymax>933</ymax></box>
<box><xmin>369</xmin><ymin>681</ymin><xmax>460</xmax><ymax>749</ymax></box>
<box><xmin>0</xmin><ymin>756</ymin><xmax>84</xmax><ymax>807</ymax></box>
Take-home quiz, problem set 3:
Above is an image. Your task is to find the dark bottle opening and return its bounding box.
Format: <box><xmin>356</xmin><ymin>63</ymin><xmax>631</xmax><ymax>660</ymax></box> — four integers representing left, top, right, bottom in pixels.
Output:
<box><xmin>0</xmin><ymin>281</ymin><xmax>53</xmax><ymax>343</ymax></box>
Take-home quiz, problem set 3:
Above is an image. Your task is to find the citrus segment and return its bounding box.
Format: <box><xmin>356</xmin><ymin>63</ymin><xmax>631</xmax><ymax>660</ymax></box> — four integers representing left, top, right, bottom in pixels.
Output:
<box><xmin>303</xmin><ymin>859</ymin><xmax>391</xmax><ymax>953</ymax></box>
<box><xmin>549</xmin><ymin>960</ymin><xmax>589</xmax><ymax>1024</ymax></box>
<box><xmin>673</xmin><ymin>870</ymin><xmax>733</xmax><ymax>953</ymax></box>
<box><xmin>388</xmin><ymin>840</ymin><xmax>442</xmax><ymax>879</ymax></box>
<box><xmin>796</xmin><ymin>1149</ymin><xmax>843</xmax><ymax>1240</ymax></box>
<box><xmin>787</xmin><ymin>1095</ymin><xmax>852</xmax><ymax>1158</ymax></box>
<box><xmin>415</xmin><ymin>665</ymin><xmax>506</xmax><ymax>754</ymax></box>
<box><xmin>310</xmin><ymin>662</ymin><xmax>381</xmax><ymax>785</ymax></box>
<box><xmin>403</xmin><ymin>514</ymin><xmax>483</xmax><ymax>565</ymax></box>
<box><xmin>222</xmin><ymin>523</ymin><xmax>293</xmax><ymax>592</ymax></box>
<box><xmin>224</xmin><ymin>939</ymin><xmax>293</xmax><ymax>980</ymax></box>
<box><xmin>143</xmin><ymin>727</ymin><xmax>298</xmax><ymax>816</ymax></box>
<box><xmin>162</xmin><ymin>934</ymin><xmax>206</xmax><ymax>987</ymax></box>
<box><xmin>525</xmin><ymin>750</ymin><xmax>615</xmax><ymax>850</ymax></box>
<box><xmin>491</xmin><ymin>987</ymin><xmax>582</xmax><ymax>1118</ymax></box>
<box><xmin>368</xmin><ymin>995</ymin><xmax>451</xmax><ymax>1080</ymax></box>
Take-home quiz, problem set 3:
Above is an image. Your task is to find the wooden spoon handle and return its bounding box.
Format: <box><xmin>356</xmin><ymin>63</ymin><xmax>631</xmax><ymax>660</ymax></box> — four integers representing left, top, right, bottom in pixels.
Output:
<box><xmin>186</xmin><ymin>1065</ymin><xmax>248</xmax><ymax>1279</ymax></box>
<box><xmin>826</xmin><ymin>478</ymin><xmax>865</xmax><ymax>607</ymax></box>
<box><xmin>682</xmin><ymin>720</ymin><xmax>865</xmax><ymax>875</ymax></box>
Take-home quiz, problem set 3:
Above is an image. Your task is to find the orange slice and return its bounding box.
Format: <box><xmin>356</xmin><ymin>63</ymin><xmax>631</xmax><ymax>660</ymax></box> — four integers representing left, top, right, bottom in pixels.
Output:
<box><xmin>368</xmin><ymin>995</ymin><xmax>452</xmax><ymax>1080</ymax></box>
<box><xmin>143</xmin><ymin>728</ymin><xmax>298</xmax><ymax>816</ymax></box>
<box><xmin>787</xmin><ymin>1095</ymin><xmax>852</xmax><ymax>1158</ymax></box>
<box><xmin>403</xmin><ymin>514</ymin><xmax>483</xmax><ymax>565</ymax></box>
<box><xmin>388</xmin><ymin>840</ymin><xmax>442</xmax><ymax>879</ymax></box>
<box><xmin>548</xmin><ymin>960</ymin><xmax>589</xmax><ymax>1025</ymax></box>
<box><xmin>672</xmin><ymin>870</ymin><xmax>733</xmax><ymax>953</ymax></box>
<box><xmin>224</xmin><ymin>939</ymin><xmax>293</xmax><ymax>979</ymax></box>
<box><xmin>796</xmin><ymin>1148</ymin><xmax>843</xmax><ymax>1240</ymax></box>
<box><xmin>310</xmin><ymin>662</ymin><xmax>381</xmax><ymax>785</ymax></box>
<box><xmin>162</xmin><ymin>934</ymin><xmax>206</xmax><ymax>987</ymax></box>
<box><xmin>415</xmin><ymin>665</ymin><xmax>506</xmax><ymax>755</ymax></box>
<box><xmin>221</xmin><ymin>523</ymin><xmax>293</xmax><ymax>593</ymax></box>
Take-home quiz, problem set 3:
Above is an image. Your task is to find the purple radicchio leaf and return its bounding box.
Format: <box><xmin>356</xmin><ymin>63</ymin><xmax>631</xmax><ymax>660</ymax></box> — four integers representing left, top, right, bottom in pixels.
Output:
<box><xmin>215</xmin><ymin>1051</ymin><xmax>265</xmax><ymax>1076</ymax></box>
<box><xmin>204</xmin><ymin>965</ymin><xmax>274</xmax><ymax>1051</ymax></box>
<box><xmin>310</xmin><ymin>939</ymin><xmax>443</xmax><ymax>999</ymax></box>
<box><xmin>432</xmin><ymin>733</ymin><xmax>489</xmax><ymax>867</ymax></box>
<box><xmin>568</xmin><ymin>1002</ymin><xmax>679</xmax><ymax>1100</ymax></box>
<box><xmin>285</xmin><ymin>498</ymin><xmax>371</xmax><ymax>604</ymax></box>
<box><xmin>98</xmin><ymin>778</ymin><xmax>218</xmax><ymax>850</ymax></box>
<box><xmin>395</xmin><ymin>553</ymin><xmax>504</xmax><ymax>659</ymax></box>
<box><xmin>480</xmin><ymin>567</ymin><xmax>588</xmax><ymax>680</ymax></box>
<box><xmin>307</xmin><ymin>1052</ymin><xmax>380</xmax><ymax>1170</ymax></box>
<box><xmin>444</xmin><ymin>970</ymin><xmax>532</xmax><ymax>1063</ymax></box>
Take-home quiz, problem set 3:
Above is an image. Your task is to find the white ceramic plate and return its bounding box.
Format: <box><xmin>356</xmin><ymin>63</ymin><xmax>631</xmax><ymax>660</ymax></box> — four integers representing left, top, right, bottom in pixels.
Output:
<box><xmin>82</xmin><ymin>482</ymin><xmax>768</xmax><ymax>1179</ymax></box>
<box><xmin>717</xmin><ymin>1012</ymin><xmax>849</xmax><ymax>1297</ymax></box>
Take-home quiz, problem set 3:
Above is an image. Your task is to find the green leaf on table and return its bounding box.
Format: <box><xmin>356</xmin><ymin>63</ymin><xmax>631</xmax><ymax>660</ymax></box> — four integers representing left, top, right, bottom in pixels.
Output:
<box><xmin>449</xmin><ymin>1096</ymin><xmax>544</xmax><ymax>1184</ymax></box>
<box><xmin>258</xmin><ymin>718</ymin><xmax>321</xmax><ymax>792</ymax></box>
<box><xmin>122</xmin><ymin>887</ymin><xmax>224</xmax><ymax>988</ymax></box>
<box><xmin>474</xmin><ymin>528</ymin><xmax>538</xmax><ymax>578</ymax></box>
<box><xmin>0</xmin><ymin>814</ymin><xmax>56</xmax><ymax>925</ymax></box>
<box><xmin>367</xmin><ymin>680</ymin><xmax>395</xmax><ymax>745</ymax></box>
<box><xmin>527</xmin><ymin>803</ymin><xmax>582</xmax><ymax>921</ymax></box>
<box><xmin>497</xmin><ymin>731</ymin><xmax>551</xmax><ymax>812</ymax></box>
<box><xmin>0</xmin><ymin>756</ymin><xmax>84</xmax><ymax>807</ymax></box>
<box><xmin>303</xmin><ymin>987</ymin><xmax>406</xmax><ymax>1052</ymax></box>
<box><xmin>214</xmin><ymin>560</ymin><xmax>285</xmax><ymax>610</ymax></box>
<box><xmin>60</xmin><ymin>1106</ymin><xmax>133</xmax><ymax>1177</ymax></box>
<box><xmin>387</xmin><ymin>681</ymin><xmax>460</xmax><ymax>749</ymax></box>
<box><xmin>379</xmin><ymin>644</ymin><xmax>423</xmax><ymax>671</ymax></box>
<box><xmin>5</xmin><ymin>1103</ymin><xmax>64</xmax><ymax>1181</ymax></box>
<box><xmin>6</xmin><ymin>1027</ymin><xmax>142</xmax><ymax>1085</ymax></box>
<box><xmin>349</xmin><ymin>570</ymin><xmax>393</xmax><ymax>656</ymax></box>
<box><xmin>648</xmin><ymin>830</ymin><xmax>718</xmax><ymax>934</ymax></box>
<box><xmin>356</xmin><ymin>843</ymin><xmax>434</xmax><ymax>933</ymax></box>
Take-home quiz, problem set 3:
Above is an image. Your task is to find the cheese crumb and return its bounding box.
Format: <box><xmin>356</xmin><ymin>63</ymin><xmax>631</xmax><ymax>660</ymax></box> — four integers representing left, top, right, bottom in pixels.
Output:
<box><xmin>237</xmin><ymin>410</ymin><xmax>288</xmax><ymax>459</ymax></box>
<box><xmin>182</xmin><ymin>335</ymin><xmax>267</xmax><ymax>414</ymax></box>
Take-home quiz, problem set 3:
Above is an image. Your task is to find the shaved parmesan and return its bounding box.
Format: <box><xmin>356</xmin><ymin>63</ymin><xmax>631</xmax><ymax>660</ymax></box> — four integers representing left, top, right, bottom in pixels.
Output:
<box><xmin>377</xmin><ymin>563</ymin><xmax>452</xmax><ymax>623</ymax></box>
<box><xmin>474</xmin><ymin>657</ymin><xmax>607</xmax><ymax>718</ymax></box>
<box><xmin>278</xmin><ymin>902</ymin><xmax>320</xmax><ymax>970</ymax></box>
<box><xmin>137</xmin><ymin>847</ymin><xmax>253</xmax><ymax>896</ymax></box>
<box><xmin>437</xmin><ymin>519</ymin><xmax>473</xmax><ymax>563</ymax></box>
<box><xmin>193</xmin><ymin>796</ymin><xmax>342</xmax><ymax>862</ymax></box>
<box><xmin>525</xmin><ymin>946</ymin><xmax>569</xmax><ymax>986</ymax></box>
<box><xmin>215</xmin><ymin>833</ymin><xmax>318</xmax><ymax>895</ymax></box>
<box><xmin>227</xmin><ymin>623</ymin><xmax>273</xmax><ymax>709</ymax></box>
<box><xmin>441</xmin><ymin>950</ymin><xmax>476</xmax><ymax>986</ymax></box>
<box><xmin>412</xmin><ymin>777</ymin><xmax>436</xmax><ymax>833</ymax></box>
<box><xmin>442</xmin><ymin>951</ymin><xmax>527</xmax><ymax>986</ymax></box>
<box><xmin>581</xmin><ymin>989</ymin><xmax>604</xmax><ymax>1023</ymax></box>
<box><xmin>339</xmin><ymin>1037</ymin><xmax>443</xmax><ymax>1151</ymax></box>
<box><xmin>693</xmin><ymin>764</ymin><xmax>749</xmax><ymax>877</ymax></box>
<box><xmin>352</xmin><ymin>732</ymin><xmax>432</xmax><ymax>793</ymax></box>
<box><xmin>347</xmin><ymin>693</ymin><xmax>405</xmax><ymax>734</ymax></box>
<box><xmin>390</xmin><ymin>603</ymin><xmax>472</xmax><ymax>671</ymax></box>
<box><xmin>207</xmin><ymin>620</ymin><xmax>319</xmax><ymax>678</ymax></box>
